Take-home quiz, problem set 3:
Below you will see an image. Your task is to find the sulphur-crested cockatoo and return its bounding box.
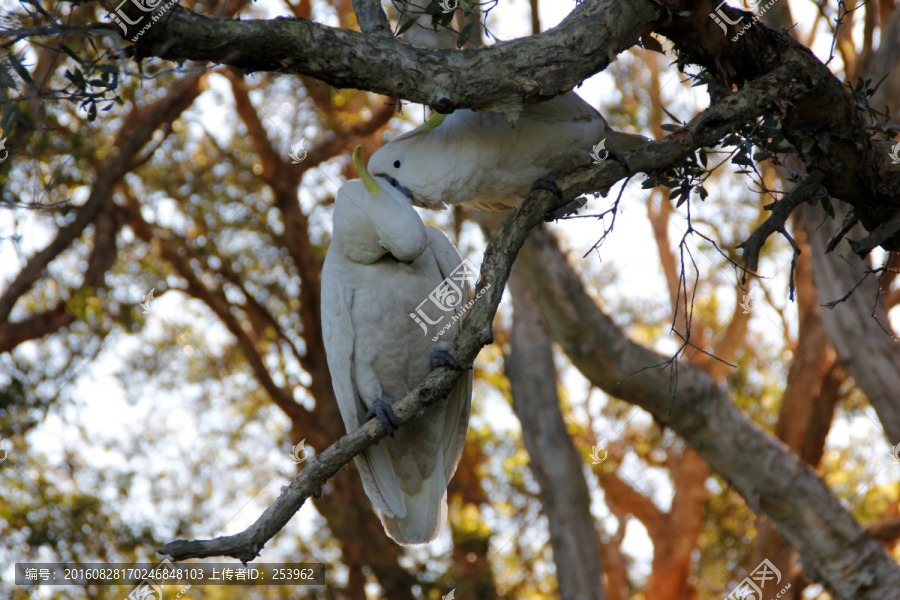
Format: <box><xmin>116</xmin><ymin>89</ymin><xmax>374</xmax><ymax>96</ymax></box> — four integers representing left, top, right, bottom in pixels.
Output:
<box><xmin>321</xmin><ymin>146</ymin><xmax>474</xmax><ymax>545</ymax></box>
<box><xmin>368</xmin><ymin>92</ymin><xmax>648</xmax><ymax>212</ymax></box>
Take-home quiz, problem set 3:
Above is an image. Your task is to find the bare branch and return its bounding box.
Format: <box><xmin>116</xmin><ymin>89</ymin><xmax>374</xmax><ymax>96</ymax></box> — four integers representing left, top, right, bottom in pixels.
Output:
<box><xmin>825</xmin><ymin>209</ymin><xmax>859</xmax><ymax>253</ymax></box>
<box><xmin>123</xmin><ymin>0</ymin><xmax>661</xmax><ymax>115</ymax></box>
<box><xmin>737</xmin><ymin>170</ymin><xmax>825</xmax><ymax>279</ymax></box>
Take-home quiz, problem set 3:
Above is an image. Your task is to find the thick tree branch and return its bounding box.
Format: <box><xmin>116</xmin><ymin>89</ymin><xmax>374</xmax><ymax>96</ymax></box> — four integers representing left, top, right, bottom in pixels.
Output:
<box><xmin>848</xmin><ymin>211</ymin><xmax>900</xmax><ymax>256</ymax></box>
<box><xmin>119</xmin><ymin>0</ymin><xmax>660</xmax><ymax>115</ymax></box>
<box><xmin>108</xmin><ymin>0</ymin><xmax>900</xmax><ymax>251</ymax></box>
<box><xmin>507</xmin><ymin>270</ymin><xmax>606</xmax><ymax>600</ymax></box>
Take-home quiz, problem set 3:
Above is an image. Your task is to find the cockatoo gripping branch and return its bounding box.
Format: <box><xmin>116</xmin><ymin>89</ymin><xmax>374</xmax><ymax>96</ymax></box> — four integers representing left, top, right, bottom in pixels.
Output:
<box><xmin>155</xmin><ymin>63</ymin><xmax>809</xmax><ymax>561</ymax></box>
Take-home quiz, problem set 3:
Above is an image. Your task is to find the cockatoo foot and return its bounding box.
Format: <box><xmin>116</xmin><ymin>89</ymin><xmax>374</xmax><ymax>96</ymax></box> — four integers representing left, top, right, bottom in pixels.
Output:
<box><xmin>544</xmin><ymin>198</ymin><xmax>588</xmax><ymax>222</ymax></box>
<box><xmin>532</xmin><ymin>178</ymin><xmax>580</xmax><ymax>222</ymax></box>
<box><xmin>366</xmin><ymin>398</ymin><xmax>400</xmax><ymax>437</ymax></box>
<box><xmin>531</xmin><ymin>177</ymin><xmax>564</xmax><ymax>199</ymax></box>
<box><xmin>431</xmin><ymin>350</ymin><xmax>464</xmax><ymax>371</ymax></box>
<box><xmin>605</xmin><ymin>149</ymin><xmax>630</xmax><ymax>170</ymax></box>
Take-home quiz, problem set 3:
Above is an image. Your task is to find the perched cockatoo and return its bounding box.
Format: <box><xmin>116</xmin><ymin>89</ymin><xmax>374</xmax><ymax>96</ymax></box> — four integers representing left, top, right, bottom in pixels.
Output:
<box><xmin>321</xmin><ymin>146</ymin><xmax>474</xmax><ymax>545</ymax></box>
<box><xmin>368</xmin><ymin>92</ymin><xmax>649</xmax><ymax>212</ymax></box>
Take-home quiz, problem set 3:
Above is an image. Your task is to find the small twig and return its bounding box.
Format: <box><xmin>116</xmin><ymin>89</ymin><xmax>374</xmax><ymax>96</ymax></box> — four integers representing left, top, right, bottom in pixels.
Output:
<box><xmin>582</xmin><ymin>176</ymin><xmax>631</xmax><ymax>257</ymax></box>
<box><xmin>782</xmin><ymin>227</ymin><xmax>801</xmax><ymax>301</ymax></box>
<box><xmin>865</xmin><ymin>123</ymin><xmax>900</xmax><ymax>134</ymax></box>
<box><xmin>736</xmin><ymin>170</ymin><xmax>825</xmax><ymax>280</ymax></box>
<box><xmin>825</xmin><ymin>209</ymin><xmax>858</xmax><ymax>253</ymax></box>
<box><xmin>822</xmin><ymin>257</ymin><xmax>877</xmax><ymax>309</ymax></box>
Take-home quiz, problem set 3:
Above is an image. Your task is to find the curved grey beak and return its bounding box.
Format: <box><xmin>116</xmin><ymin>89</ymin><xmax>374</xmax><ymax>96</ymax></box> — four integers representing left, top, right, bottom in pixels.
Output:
<box><xmin>375</xmin><ymin>174</ymin><xmax>415</xmax><ymax>201</ymax></box>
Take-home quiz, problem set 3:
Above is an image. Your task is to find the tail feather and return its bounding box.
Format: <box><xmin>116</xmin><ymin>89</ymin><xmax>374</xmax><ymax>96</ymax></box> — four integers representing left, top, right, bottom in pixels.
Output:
<box><xmin>378</xmin><ymin>469</ymin><xmax>449</xmax><ymax>545</ymax></box>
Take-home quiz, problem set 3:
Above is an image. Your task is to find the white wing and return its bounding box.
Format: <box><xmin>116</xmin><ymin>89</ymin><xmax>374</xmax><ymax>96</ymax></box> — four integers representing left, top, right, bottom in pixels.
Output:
<box><xmin>425</xmin><ymin>227</ymin><xmax>473</xmax><ymax>485</ymax></box>
<box><xmin>321</xmin><ymin>253</ymin><xmax>405</xmax><ymax>518</ymax></box>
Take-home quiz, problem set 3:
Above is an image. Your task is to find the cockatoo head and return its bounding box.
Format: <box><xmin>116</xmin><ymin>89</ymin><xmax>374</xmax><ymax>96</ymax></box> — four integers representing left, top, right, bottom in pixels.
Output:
<box><xmin>333</xmin><ymin>146</ymin><xmax>428</xmax><ymax>265</ymax></box>
<box><xmin>368</xmin><ymin>113</ymin><xmax>450</xmax><ymax>209</ymax></box>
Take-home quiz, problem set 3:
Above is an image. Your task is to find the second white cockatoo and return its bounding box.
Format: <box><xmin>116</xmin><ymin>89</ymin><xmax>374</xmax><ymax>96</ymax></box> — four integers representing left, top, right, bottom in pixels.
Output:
<box><xmin>321</xmin><ymin>146</ymin><xmax>474</xmax><ymax>545</ymax></box>
<box><xmin>368</xmin><ymin>91</ymin><xmax>648</xmax><ymax>213</ymax></box>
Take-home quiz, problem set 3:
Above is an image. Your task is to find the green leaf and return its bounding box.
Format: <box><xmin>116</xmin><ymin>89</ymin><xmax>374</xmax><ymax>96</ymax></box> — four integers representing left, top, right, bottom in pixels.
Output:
<box><xmin>820</xmin><ymin>195</ymin><xmax>834</xmax><ymax>218</ymax></box>
<box><xmin>397</xmin><ymin>18</ymin><xmax>415</xmax><ymax>35</ymax></box>
<box><xmin>456</xmin><ymin>22</ymin><xmax>474</xmax><ymax>47</ymax></box>
<box><xmin>7</xmin><ymin>54</ymin><xmax>34</xmax><ymax>86</ymax></box>
<box><xmin>660</xmin><ymin>106</ymin><xmax>682</xmax><ymax>123</ymax></box>
<box><xmin>59</xmin><ymin>44</ymin><xmax>85</xmax><ymax>65</ymax></box>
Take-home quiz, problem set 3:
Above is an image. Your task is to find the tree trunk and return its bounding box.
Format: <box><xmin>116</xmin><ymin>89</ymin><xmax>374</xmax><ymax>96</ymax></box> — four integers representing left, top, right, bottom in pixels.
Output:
<box><xmin>507</xmin><ymin>260</ymin><xmax>607</xmax><ymax>600</ymax></box>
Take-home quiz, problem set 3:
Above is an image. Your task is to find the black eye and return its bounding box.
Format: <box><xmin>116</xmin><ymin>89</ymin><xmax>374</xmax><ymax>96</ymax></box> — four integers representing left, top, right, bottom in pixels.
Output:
<box><xmin>393</xmin><ymin>160</ymin><xmax>401</xmax><ymax>168</ymax></box>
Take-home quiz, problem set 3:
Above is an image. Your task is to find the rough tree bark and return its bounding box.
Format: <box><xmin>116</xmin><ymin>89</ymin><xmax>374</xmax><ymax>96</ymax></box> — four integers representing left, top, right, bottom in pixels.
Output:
<box><xmin>763</xmin><ymin>0</ymin><xmax>900</xmax><ymax>447</ymax></box>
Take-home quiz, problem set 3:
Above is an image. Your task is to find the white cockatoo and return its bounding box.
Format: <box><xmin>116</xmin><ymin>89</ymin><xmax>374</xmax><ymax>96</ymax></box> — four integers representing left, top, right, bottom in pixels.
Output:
<box><xmin>368</xmin><ymin>92</ymin><xmax>649</xmax><ymax>212</ymax></box>
<box><xmin>321</xmin><ymin>146</ymin><xmax>474</xmax><ymax>545</ymax></box>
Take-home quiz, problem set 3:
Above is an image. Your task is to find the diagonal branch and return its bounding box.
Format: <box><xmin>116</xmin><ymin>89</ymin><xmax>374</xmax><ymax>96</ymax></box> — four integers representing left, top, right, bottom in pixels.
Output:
<box><xmin>155</xmin><ymin>60</ymin><xmax>813</xmax><ymax>564</ymax></box>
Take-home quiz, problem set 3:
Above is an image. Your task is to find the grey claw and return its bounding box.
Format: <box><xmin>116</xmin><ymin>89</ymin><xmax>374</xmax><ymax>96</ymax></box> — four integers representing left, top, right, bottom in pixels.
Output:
<box><xmin>431</xmin><ymin>350</ymin><xmax>464</xmax><ymax>370</ymax></box>
<box><xmin>605</xmin><ymin>149</ymin><xmax>630</xmax><ymax>170</ymax></box>
<box><xmin>531</xmin><ymin>177</ymin><xmax>564</xmax><ymax>199</ymax></box>
<box><xmin>366</xmin><ymin>398</ymin><xmax>399</xmax><ymax>436</ymax></box>
<box><xmin>545</xmin><ymin>198</ymin><xmax>588</xmax><ymax>222</ymax></box>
